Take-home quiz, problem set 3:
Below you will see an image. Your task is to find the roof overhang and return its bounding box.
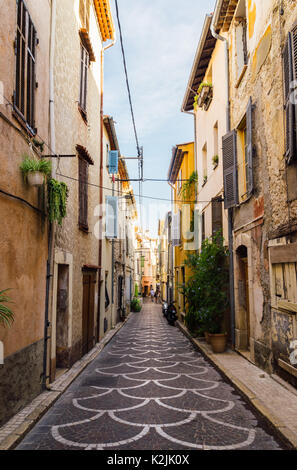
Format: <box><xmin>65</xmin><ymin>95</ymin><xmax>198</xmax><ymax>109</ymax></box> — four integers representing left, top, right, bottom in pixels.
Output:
<box><xmin>93</xmin><ymin>0</ymin><xmax>115</xmax><ymax>42</ymax></box>
<box><xmin>212</xmin><ymin>0</ymin><xmax>239</xmax><ymax>33</ymax></box>
<box><xmin>168</xmin><ymin>147</ymin><xmax>184</xmax><ymax>185</ymax></box>
<box><xmin>182</xmin><ymin>15</ymin><xmax>216</xmax><ymax>112</ymax></box>
<box><xmin>103</xmin><ymin>115</ymin><xmax>120</xmax><ymax>152</ymax></box>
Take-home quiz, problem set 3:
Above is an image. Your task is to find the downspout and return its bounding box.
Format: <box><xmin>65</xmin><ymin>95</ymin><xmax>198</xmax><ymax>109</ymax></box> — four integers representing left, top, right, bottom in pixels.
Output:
<box><xmin>97</xmin><ymin>35</ymin><xmax>116</xmax><ymax>341</ymax></box>
<box><xmin>210</xmin><ymin>9</ymin><xmax>235</xmax><ymax>349</ymax></box>
<box><xmin>42</xmin><ymin>0</ymin><xmax>56</xmax><ymax>389</ymax></box>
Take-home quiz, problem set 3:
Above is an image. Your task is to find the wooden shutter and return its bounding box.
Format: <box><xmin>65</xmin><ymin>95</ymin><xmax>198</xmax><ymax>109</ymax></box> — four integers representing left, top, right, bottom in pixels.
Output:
<box><xmin>291</xmin><ymin>24</ymin><xmax>297</xmax><ymax>159</ymax></box>
<box><xmin>246</xmin><ymin>97</ymin><xmax>254</xmax><ymax>196</ymax></box>
<box><xmin>222</xmin><ymin>130</ymin><xmax>238</xmax><ymax>209</ymax></box>
<box><xmin>15</xmin><ymin>0</ymin><xmax>36</xmax><ymax>131</ymax></box>
<box><xmin>212</xmin><ymin>197</ymin><xmax>223</xmax><ymax>236</ymax></box>
<box><xmin>283</xmin><ymin>33</ymin><xmax>295</xmax><ymax>164</ymax></box>
<box><xmin>106</xmin><ymin>196</ymin><xmax>118</xmax><ymax>239</ymax></box>
<box><xmin>172</xmin><ymin>211</ymin><xmax>181</xmax><ymax>247</ymax></box>
<box><xmin>108</xmin><ymin>151</ymin><xmax>119</xmax><ymax>174</ymax></box>
<box><xmin>79</xmin><ymin>157</ymin><xmax>89</xmax><ymax>229</ymax></box>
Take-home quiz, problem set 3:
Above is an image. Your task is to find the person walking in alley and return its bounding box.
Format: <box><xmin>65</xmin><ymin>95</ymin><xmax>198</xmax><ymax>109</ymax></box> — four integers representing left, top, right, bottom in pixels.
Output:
<box><xmin>150</xmin><ymin>288</ymin><xmax>155</xmax><ymax>302</ymax></box>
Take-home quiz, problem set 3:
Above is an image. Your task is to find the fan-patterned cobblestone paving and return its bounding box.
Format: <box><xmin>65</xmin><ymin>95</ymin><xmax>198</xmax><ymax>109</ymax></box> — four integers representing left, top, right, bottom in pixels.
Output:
<box><xmin>17</xmin><ymin>303</ymin><xmax>284</xmax><ymax>450</ymax></box>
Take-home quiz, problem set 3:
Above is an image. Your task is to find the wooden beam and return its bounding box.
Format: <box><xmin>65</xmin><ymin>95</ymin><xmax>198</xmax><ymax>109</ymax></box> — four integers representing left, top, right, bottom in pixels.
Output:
<box><xmin>269</xmin><ymin>243</ymin><xmax>297</xmax><ymax>264</ymax></box>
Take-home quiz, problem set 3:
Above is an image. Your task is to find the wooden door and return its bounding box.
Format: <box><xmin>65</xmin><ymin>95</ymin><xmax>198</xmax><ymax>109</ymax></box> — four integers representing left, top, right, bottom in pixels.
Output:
<box><xmin>82</xmin><ymin>272</ymin><xmax>96</xmax><ymax>356</ymax></box>
<box><xmin>243</xmin><ymin>258</ymin><xmax>250</xmax><ymax>350</ymax></box>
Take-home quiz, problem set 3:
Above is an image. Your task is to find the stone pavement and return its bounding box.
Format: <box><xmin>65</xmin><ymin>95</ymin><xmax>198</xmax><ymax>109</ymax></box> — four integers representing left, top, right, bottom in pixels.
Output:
<box><xmin>15</xmin><ymin>303</ymin><xmax>285</xmax><ymax>450</ymax></box>
<box><xmin>178</xmin><ymin>321</ymin><xmax>297</xmax><ymax>449</ymax></box>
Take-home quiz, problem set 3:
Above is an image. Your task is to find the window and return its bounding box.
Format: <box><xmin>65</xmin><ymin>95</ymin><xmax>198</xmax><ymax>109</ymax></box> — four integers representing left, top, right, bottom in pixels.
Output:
<box><xmin>79</xmin><ymin>44</ymin><xmax>89</xmax><ymax>118</ymax></box>
<box><xmin>212</xmin><ymin>197</ymin><xmax>223</xmax><ymax>236</ymax></box>
<box><xmin>14</xmin><ymin>0</ymin><xmax>37</xmax><ymax>133</ymax></box>
<box><xmin>105</xmin><ymin>272</ymin><xmax>110</xmax><ymax>310</ymax></box>
<box><xmin>283</xmin><ymin>25</ymin><xmax>297</xmax><ymax>164</ymax></box>
<box><xmin>202</xmin><ymin>143</ymin><xmax>208</xmax><ymax>184</ymax></box>
<box><xmin>222</xmin><ymin>98</ymin><xmax>254</xmax><ymax>208</ymax></box>
<box><xmin>78</xmin><ymin>155</ymin><xmax>89</xmax><ymax>231</ymax></box>
<box><xmin>213</xmin><ymin>122</ymin><xmax>219</xmax><ymax>167</ymax></box>
<box><xmin>234</xmin><ymin>0</ymin><xmax>248</xmax><ymax>84</ymax></box>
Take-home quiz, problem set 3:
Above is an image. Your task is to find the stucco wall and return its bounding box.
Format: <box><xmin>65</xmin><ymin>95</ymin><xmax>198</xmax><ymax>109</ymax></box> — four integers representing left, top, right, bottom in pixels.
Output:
<box><xmin>0</xmin><ymin>0</ymin><xmax>51</xmax><ymax>424</ymax></box>
<box><xmin>228</xmin><ymin>0</ymin><xmax>297</xmax><ymax>373</ymax></box>
<box><xmin>51</xmin><ymin>0</ymin><xmax>104</xmax><ymax>364</ymax></box>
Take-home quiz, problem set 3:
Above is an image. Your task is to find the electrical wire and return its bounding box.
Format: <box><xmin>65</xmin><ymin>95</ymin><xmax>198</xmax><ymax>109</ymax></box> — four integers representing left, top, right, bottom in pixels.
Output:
<box><xmin>56</xmin><ymin>172</ymin><xmax>222</xmax><ymax>204</ymax></box>
<box><xmin>115</xmin><ymin>0</ymin><xmax>141</xmax><ymax>157</ymax></box>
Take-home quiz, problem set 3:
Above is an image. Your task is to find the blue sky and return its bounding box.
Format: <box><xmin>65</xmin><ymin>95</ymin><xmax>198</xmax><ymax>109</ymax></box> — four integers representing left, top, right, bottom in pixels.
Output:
<box><xmin>104</xmin><ymin>0</ymin><xmax>215</xmax><ymax>236</ymax></box>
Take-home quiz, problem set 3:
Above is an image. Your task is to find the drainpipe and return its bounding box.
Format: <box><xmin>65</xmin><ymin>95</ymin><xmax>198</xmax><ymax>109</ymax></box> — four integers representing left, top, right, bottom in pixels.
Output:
<box><xmin>210</xmin><ymin>7</ymin><xmax>235</xmax><ymax>349</ymax></box>
<box><xmin>42</xmin><ymin>0</ymin><xmax>56</xmax><ymax>389</ymax></box>
<box><xmin>97</xmin><ymin>35</ymin><xmax>116</xmax><ymax>342</ymax></box>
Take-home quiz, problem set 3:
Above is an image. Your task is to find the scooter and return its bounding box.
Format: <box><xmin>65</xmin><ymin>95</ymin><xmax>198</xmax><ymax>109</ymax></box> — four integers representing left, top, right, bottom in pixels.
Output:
<box><xmin>162</xmin><ymin>301</ymin><xmax>168</xmax><ymax>317</ymax></box>
<box><xmin>166</xmin><ymin>301</ymin><xmax>177</xmax><ymax>326</ymax></box>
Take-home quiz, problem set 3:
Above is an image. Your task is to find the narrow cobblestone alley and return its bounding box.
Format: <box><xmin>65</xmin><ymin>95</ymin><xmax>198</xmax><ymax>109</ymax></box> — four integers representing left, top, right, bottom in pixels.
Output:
<box><xmin>17</xmin><ymin>303</ymin><xmax>284</xmax><ymax>450</ymax></box>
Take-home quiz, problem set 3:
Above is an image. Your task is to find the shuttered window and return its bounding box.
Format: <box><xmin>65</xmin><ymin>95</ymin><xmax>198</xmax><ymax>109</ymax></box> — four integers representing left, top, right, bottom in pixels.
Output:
<box><xmin>79</xmin><ymin>44</ymin><xmax>89</xmax><ymax>117</ymax></box>
<box><xmin>106</xmin><ymin>196</ymin><xmax>118</xmax><ymax>239</ymax></box>
<box><xmin>78</xmin><ymin>156</ymin><xmax>89</xmax><ymax>231</ymax></box>
<box><xmin>172</xmin><ymin>211</ymin><xmax>181</xmax><ymax>247</ymax></box>
<box><xmin>212</xmin><ymin>197</ymin><xmax>223</xmax><ymax>236</ymax></box>
<box><xmin>14</xmin><ymin>0</ymin><xmax>37</xmax><ymax>133</ymax></box>
<box><xmin>283</xmin><ymin>28</ymin><xmax>297</xmax><ymax>164</ymax></box>
<box><xmin>222</xmin><ymin>130</ymin><xmax>238</xmax><ymax>209</ymax></box>
<box><xmin>246</xmin><ymin>98</ymin><xmax>254</xmax><ymax>196</ymax></box>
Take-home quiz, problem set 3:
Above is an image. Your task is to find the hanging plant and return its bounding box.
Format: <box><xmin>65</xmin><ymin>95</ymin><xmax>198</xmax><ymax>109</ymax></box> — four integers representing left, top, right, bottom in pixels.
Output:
<box><xmin>48</xmin><ymin>178</ymin><xmax>69</xmax><ymax>225</ymax></box>
<box><xmin>20</xmin><ymin>155</ymin><xmax>51</xmax><ymax>186</ymax></box>
<box><xmin>181</xmin><ymin>171</ymin><xmax>198</xmax><ymax>201</ymax></box>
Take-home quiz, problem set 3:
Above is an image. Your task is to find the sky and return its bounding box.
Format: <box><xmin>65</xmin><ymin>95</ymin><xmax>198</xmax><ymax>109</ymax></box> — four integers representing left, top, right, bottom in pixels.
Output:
<box><xmin>104</xmin><ymin>0</ymin><xmax>216</xmax><ymax>237</ymax></box>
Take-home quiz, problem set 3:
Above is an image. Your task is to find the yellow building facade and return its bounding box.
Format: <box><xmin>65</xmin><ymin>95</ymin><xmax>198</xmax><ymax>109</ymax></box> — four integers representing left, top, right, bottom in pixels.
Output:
<box><xmin>168</xmin><ymin>142</ymin><xmax>196</xmax><ymax>320</ymax></box>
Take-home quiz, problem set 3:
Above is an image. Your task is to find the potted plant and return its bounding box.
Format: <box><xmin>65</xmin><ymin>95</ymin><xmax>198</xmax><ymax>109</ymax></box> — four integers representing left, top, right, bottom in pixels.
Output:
<box><xmin>202</xmin><ymin>175</ymin><xmax>208</xmax><ymax>186</ymax></box>
<box><xmin>0</xmin><ymin>289</ymin><xmax>14</xmax><ymax>327</ymax></box>
<box><xmin>131</xmin><ymin>297</ymin><xmax>142</xmax><ymax>313</ymax></box>
<box><xmin>212</xmin><ymin>155</ymin><xmax>219</xmax><ymax>169</ymax></box>
<box><xmin>20</xmin><ymin>156</ymin><xmax>51</xmax><ymax>186</ymax></box>
<box><xmin>183</xmin><ymin>232</ymin><xmax>229</xmax><ymax>352</ymax></box>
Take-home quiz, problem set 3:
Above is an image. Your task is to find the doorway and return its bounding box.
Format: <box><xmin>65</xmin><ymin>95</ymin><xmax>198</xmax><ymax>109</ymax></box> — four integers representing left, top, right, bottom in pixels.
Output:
<box><xmin>82</xmin><ymin>270</ymin><xmax>96</xmax><ymax>356</ymax></box>
<box><xmin>56</xmin><ymin>264</ymin><xmax>69</xmax><ymax>372</ymax></box>
<box><xmin>237</xmin><ymin>245</ymin><xmax>250</xmax><ymax>350</ymax></box>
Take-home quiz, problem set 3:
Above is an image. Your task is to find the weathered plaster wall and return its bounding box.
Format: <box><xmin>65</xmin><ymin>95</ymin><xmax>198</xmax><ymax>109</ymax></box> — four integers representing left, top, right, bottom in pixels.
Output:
<box><xmin>228</xmin><ymin>0</ymin><xmax>297</xmax><ymax>373</ymax></box>
<box><xmin>0</xmin><ymin>0</ymin><xmax>51</xmax><ymax>423</ymax></box>
<box><xmin>195</xmin><ymin>37</ymin><xmax>229</xmax><ymax>246</ymax></box>
<box><xmin>52</xmin><ymin>0</ymin><xmax>104</xmax><ymax>363</ymax></box>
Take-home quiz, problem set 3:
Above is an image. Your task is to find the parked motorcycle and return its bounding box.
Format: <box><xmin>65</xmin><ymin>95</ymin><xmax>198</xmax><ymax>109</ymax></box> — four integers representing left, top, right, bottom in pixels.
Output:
<box><xmin>162</xmin><ymin>301</ymin><xmax>168</xmax><ymax>317</ymax></box>
<box><xmin>166</xmin><ymin>302</ymin><xmax>177</xmax><ymax>326</ymax></box>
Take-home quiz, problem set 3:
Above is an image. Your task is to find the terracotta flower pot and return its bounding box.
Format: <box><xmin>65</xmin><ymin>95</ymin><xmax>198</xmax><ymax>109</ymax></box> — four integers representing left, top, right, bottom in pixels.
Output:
<box><xmin>27</xmin><ymin>171</ymin><xmax>44</xmax><ymax>187</ymax></box>
<box><xmin>209</xmin><ymin>333</ymin><xmax>227</xmax><ymax>353</ymax></box>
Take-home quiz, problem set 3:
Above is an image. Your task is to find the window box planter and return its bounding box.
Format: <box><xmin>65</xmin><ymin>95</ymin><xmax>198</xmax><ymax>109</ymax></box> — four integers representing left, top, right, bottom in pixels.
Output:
<box><xmin>197</xmin><ymin>83</ymin><xmax>213</xmax><ymax>110</ymax></box>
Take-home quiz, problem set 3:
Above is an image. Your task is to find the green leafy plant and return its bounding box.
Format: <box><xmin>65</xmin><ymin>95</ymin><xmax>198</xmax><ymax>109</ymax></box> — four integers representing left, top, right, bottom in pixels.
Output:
<box><xmin>203</xmin><ymin>175</ymin><xmax>208</xmax><ymax>186</ymax></box>
<box><xmin>197</xmin><ymin>81</ymin><xmax>212</xmax><ymax>95</ymax></box>
<box><xmin>48</xmin><ymin>178</ymin><xmax>69</xmax><ymax>225</ymax></box>
<box><xmin>0</xmin><ymin>289</ymin><xmax>14</xmax><ymax>327</ymax></box>
<box><xmin>181</xmin><ymin>171</ymin><xmax>198</xmax><ymax>201</ymax></box>
<box><xmin>131</xmin><ymin>297</ymin><xmax>142</xmax><ymax>313</ymax></box>
<box><xmin>212</xmin><ymin>155</ymin><xmax>219</xmax><ymax>167</ymax></box>
<box><xmin>193</xmin><ymin>82</ymin><xmax>213</xmax><ymax>111</ymax></box>
<box><xmin>181</xmin><ymin>232</ymin><xmax>229</xmax><ymax>335</ymax></box>
<box><xmin>20</xmin><ymin>156</ymin><xmax>51</xmax><ymax>182</ymax></box>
